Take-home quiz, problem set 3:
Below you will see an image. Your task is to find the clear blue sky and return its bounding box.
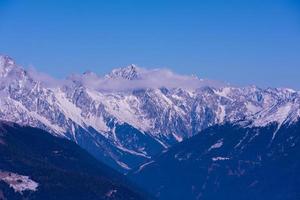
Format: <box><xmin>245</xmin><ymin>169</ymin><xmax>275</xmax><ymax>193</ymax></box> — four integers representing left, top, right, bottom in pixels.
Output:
<box><xmin>1</xmin><ymin>0</ymin><xmax>300</xmax><ymax>89</ymax></box>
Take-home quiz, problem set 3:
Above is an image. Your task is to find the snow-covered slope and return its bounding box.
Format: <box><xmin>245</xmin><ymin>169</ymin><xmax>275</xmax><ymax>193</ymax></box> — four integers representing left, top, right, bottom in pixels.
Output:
<box><xmin>0</xmin><ymin>55</ymin><xmax>299</xmax><ymax>172</ymax></box>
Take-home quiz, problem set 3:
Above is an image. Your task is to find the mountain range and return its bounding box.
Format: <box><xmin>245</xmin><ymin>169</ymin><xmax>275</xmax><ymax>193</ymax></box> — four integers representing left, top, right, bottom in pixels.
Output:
<box><xmin>0</xmin><ymin>55</ymin><xmax>299</xmax><ymax>199</ymax></box>
<box><xmin>0</xmin><ymin>55</ymin><xmax>300</xmax><ymax>173</ymax></box>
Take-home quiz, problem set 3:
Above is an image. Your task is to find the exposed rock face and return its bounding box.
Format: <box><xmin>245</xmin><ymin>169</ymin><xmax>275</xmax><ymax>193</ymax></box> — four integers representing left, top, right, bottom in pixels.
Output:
<box><xmin>0</xmin><ymin>55</ymin><xmax>299</xmax><ymax>172</ymax></box>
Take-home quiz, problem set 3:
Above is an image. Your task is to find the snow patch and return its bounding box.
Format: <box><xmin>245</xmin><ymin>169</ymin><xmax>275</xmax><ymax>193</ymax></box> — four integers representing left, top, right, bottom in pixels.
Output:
<box><xmin>246</xmin><ymin>103</ymin><xmax>261</xmax><ymax>114</ymax></box>
<box><xmin>115</xmin><ymin>160</ymin><xmax>131</xmax><ymax>170</ymax></box>
<box><xmin>0</xmin><ymin>171</ymin><xmax>38</xmax><ymax>193</ymax></box>
<box><xmin>135</xmin><ymin>161</ymin><xmax>155</xmax><ymax>173</ymax></box>
<box><xmin>215</xmin><ymin>87</ymin><xmax>232</xmax><ymax>100</ymax></box>
<box><xmin>116</xmin><ymin>145</ymin><xmax>150</xmax><ymax>158</ymax></box>
<box><xmin>212</xmin><ymin>157</ymin><xmax>230</xmax><ymax>161</ymax></box>
<box><xmin>208</xmin><ymin>139</ymin><xmax>223</xmax><ymax>151</ymax></box>
<box><xmin>218</xmin><ymin>105</ymin><xmax>226</xmax><ymax>122</ymax></box>
<box><xmin>172</xmin><ymin>132</ymin><xmax>183</xmax><ymax>142</ymax></box>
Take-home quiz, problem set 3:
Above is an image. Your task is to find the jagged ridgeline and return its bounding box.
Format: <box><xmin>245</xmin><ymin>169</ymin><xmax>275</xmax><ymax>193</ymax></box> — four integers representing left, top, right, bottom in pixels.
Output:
<box><xmin>0</xmin><ymin>55</ymin><xmax>300</xmax><ymax>173</ymax></box>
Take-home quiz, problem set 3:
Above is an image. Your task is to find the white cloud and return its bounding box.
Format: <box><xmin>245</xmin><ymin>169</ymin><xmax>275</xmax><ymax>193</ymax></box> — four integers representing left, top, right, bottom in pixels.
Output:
<box><xmin>27</xmin><ymin>67</ymin><xmax>69</xmax><ymax>88</ymax></box>
<box><xmin>27</xmin><ymin>65</ymin><xmax>226</xmax><ymax>91</ymax></box>
<box><xmin>73</xmin><ymin>67</ymin><xmax>226</xmax><ymax>91</ymax></box>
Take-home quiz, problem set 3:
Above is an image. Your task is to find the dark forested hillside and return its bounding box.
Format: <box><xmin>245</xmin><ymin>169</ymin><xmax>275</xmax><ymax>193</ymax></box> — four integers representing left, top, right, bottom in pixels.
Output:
<box><xmin>130</xmin><ymin>122</ymin><xmax>300</xmax><ymax>200</ymax></box>
<box><xmin>0</xmin><ymin>121</ymin><xmax>147</xmax><ymax>200</ymax></box>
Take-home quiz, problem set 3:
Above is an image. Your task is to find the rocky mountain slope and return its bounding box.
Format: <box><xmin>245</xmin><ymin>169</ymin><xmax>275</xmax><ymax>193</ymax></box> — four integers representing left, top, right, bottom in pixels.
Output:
<box><xmin>0</xmin><ymin>55</ymin><xmax>299</xmax><ymax>172</ymax></box>
<box><xmin>129</xmin><ymin>122</ymin><xmax>300</xmax><ymax>200</ymax></box>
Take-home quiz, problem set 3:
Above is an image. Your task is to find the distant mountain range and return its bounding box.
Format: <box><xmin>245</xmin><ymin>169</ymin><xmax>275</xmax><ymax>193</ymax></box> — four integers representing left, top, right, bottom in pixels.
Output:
<box><xmin>0</xmin><ymin>55</ymin><xmax>300</xmax><ymax>173</ymax></box>
<box><xmin>0</xmin><ymin>121</ymin><xmax>147</xmax><ymax>200</ymax></box>
<box><xmin>1</xmin><ymin>55</ymin><xmax>300</xmax><ymax>173</ymax></box>
<box><xmin>0</xmin><ymin>55</ymin><xmax>299</xmax><ymax>199</ymax></box>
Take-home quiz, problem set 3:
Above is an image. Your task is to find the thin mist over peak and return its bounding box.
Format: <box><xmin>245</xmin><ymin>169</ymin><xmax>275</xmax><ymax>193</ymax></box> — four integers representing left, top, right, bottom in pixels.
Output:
<box><xmin>76</xmin><ymin>65</ymin><xmax>227</xmax><ymax>92</ymax></box>
<box><xmin>2</xmin><ymin>55</ymin><xmax>226</xmax><ymax>91</ymax></box>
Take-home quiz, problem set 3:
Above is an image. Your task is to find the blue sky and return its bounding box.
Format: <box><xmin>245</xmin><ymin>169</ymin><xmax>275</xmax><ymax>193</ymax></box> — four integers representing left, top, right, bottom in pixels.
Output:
<box><xmin>0</xmin><ymin>0</ymin><xmax>300</xmax><ymax>89</ymax></box>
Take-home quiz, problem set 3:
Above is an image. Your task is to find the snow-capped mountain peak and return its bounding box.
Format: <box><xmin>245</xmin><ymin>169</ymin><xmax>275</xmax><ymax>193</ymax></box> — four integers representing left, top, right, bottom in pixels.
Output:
<box><xmin>0</xmin><ymin>55</ymin><xmax>18</xmax><ymax>77</ymax></box>
<box><xmin>0</xmin><ymin>55</ymin><xmax>299</xmax><ymax>172</ymax></box>
<box><xmin>106</xmin><ymin>64</ymin><xmax>143</xmax><ymax>80</ymax></box>
<box><xmin>0</xmin><ymin>55</ymin><xmax>15</xmax><ymax>66</ymax></box>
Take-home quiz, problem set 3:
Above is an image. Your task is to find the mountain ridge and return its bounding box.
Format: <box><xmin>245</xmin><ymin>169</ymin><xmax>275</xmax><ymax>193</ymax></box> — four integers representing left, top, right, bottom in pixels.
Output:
<box><xmin>0</xmin><ymin>120</ymin><xmax>147</xmax><ymax>200</ymax></box>
<box><xmin>129</xmin><ymin>122</ymin><xmax>300</xmax><ymax>200</ymax></box>
<box><xmin>0</xmin><ymin>54</ymin><xmax>299</xmax><ymax>172</ymax></box>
